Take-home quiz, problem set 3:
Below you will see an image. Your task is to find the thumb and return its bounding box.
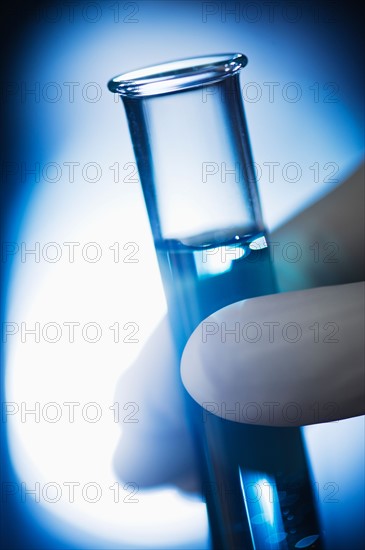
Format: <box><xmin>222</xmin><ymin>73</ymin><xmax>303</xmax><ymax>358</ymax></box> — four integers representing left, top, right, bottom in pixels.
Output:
<box><xmin>181</xmin><ymin>282</ymin><xmax>365</xmax><ymax>427</ymax></box>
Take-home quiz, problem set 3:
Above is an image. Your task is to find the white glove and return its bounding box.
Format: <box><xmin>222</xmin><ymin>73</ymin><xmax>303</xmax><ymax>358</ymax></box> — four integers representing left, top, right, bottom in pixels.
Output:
<box><xmin>114</xmin><ymin>164</ymin><xmax>364</xmax><ymax>490</ymax></box>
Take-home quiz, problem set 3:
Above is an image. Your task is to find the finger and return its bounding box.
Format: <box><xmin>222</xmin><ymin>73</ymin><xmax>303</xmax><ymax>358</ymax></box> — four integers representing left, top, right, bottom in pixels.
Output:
<box><xmin>113</xmin><ymin>316</ymin><xmax>200</xmax><ymax>491</ymax></box>
<box><xmin>271</xmin><ymin>163</ymin><xmax>364</xmax><ymax>291</ymax></box>
<box><xmin>181</xmin><ymin>282</ymin><xmax>365</xmax><ymax>427</ymax></box>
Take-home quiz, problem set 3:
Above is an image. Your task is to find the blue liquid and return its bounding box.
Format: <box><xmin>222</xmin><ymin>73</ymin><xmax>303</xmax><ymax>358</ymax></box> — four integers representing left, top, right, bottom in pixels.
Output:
<box><xmin>156</xmin><ymin>230</ymin><xmax>322</xmax><ymax>550</ymax></box>
<box><xmin>156</xmin><ymin>230</ymin><xmax>275</xmax><ymax>343</ymax></box>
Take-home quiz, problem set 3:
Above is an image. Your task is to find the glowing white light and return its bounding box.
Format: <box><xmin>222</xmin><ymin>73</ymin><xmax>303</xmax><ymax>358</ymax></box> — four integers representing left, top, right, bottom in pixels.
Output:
<box><xmin>5</xmin><ymin>144</ymin><xmax>208</xmax><ymax>549</ymax></box>
<box><xmin>258</xmin><ymin>478</ymin><xmax>274</xmax><ymax>526</ymax></box>
<box><xmin>195</xmin><ymin>245</ymin><xmax>245</xmax><ymax>277</ymax></box>
<box><xmin>249</xmin><ymin>236</ymin><xmax>268</xmax><ymax>250</ymax></box>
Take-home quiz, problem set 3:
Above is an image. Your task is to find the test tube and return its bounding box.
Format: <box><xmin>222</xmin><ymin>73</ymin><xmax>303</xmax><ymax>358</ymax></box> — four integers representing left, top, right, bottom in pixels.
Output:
<box><xmin>108</xmin><ymin>54</ymin><xmax>322</xmax><ymax>550</ymax></box>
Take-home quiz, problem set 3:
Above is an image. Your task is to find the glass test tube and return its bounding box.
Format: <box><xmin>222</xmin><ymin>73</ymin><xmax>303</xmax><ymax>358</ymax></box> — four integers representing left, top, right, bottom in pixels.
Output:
<box><xmin>108</xmin><ymin>54</ymin><xmax>322</xmax><ymax>550</ymax></box>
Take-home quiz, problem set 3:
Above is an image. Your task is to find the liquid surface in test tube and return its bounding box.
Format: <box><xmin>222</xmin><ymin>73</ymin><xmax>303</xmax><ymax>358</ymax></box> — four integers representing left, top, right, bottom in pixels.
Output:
<box><xmin>156</xmin><ymin>228</ymin><xmax>321</xmax><ymax>550</ymax></box>
<box><xmin>156</xmin><ymin>229</ymin><xmax>275</xmax><ymax>344</ymax></box>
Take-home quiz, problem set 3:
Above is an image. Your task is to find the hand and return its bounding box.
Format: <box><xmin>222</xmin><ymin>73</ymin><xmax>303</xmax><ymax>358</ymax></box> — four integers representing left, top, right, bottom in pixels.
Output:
<box><xmin>113</xmin><ymin>164</ymin><xmax>364</xmax><ymax>492</ymax></box>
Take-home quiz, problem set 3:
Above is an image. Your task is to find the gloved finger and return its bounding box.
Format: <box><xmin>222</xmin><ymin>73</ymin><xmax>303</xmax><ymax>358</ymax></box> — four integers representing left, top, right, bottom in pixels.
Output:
<box><xmin>272</xmin><ymin>163</ymin><xmax>364</xmax><ymax>292</ymax></box>
<box><xmin>113</xmin><ymin>316</ymin><xmax>200</xmax><ymax>491</ymax></box>
<box><xmin>182</xmin><ymin>282</ymin><xmax>365</xmax><ymax>427</ymax></box>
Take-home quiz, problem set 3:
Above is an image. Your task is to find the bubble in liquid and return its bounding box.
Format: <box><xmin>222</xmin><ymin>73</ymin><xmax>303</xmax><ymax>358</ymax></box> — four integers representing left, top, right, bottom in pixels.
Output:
<box><xmin>266</xmin><ymin>532</ymin><xmax>287</xmax><ymax>544</ymax></box>
<box><xmin>295</xmin><ymin>534</ymin><xmax>320</xmax><ymax>548</ymax></box>
<box><xmin>251</xmin><ymin>513</ymin><xmax>266</xmax><ymax>525</ymax></box>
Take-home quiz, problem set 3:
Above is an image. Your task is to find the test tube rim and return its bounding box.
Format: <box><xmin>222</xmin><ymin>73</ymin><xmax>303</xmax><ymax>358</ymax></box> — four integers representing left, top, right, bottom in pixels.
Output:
<box><xmin>107</xmin><ymin>53</ymin><xmax>248</xmax><ymax>98</ymax></box>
